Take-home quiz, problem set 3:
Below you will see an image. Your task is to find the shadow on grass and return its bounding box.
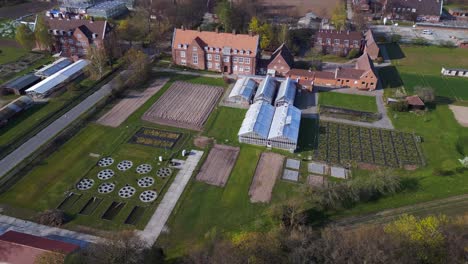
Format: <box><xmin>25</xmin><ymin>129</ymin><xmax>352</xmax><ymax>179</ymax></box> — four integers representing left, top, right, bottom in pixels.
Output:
<box><xmin>384</xmin><ymin>43</ymin><xmax>405</xmax><ymax>60</ymax></box>
<box><xmin>379</xmin><ymin>66</ymin><xmax>403</xmax><ymax>88</ymax></box>
<box><xmin>400</xmin><ymin>177</ymin><xmax>420</xmax><ymax>192</ymax></box>
<box><xmin>297</xmin><ymin>117</ymin><xmax>319</xmax><ymax>153</ymax></box>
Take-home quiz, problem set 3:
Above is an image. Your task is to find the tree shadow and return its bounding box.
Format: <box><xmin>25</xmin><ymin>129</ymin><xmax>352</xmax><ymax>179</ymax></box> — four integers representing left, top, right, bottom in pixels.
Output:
<box><xmin>297</xmin><ymin>117</ymin><xmax>319</xmax><ymax>152</ymax></box>
<box><xmin>383</xmin><ymin>43</ymin><xmax>405</xmax><ymax>60</ymax></box>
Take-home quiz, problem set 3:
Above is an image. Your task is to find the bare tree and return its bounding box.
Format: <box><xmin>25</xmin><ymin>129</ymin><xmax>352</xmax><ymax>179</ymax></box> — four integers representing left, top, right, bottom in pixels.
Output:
<box><xmin>86</xmin><ymin>45</ymin><xmax>108</xmax><ymax>80</ymax></box>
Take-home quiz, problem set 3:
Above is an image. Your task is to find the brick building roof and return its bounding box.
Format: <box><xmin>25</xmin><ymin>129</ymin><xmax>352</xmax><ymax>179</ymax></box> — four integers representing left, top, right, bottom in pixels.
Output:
<box><xmin>406</xmin><ymin>95</ymin><xmax>425</xmax><ymax>106</ymax></box>
<box><xmin>269</xmin><ymin>43</ymin><xmax>294</xmax><ymax>68</ymax></box>
<box><xmin>172</xmin><ymin>29</ymin><xmax>259</xmax><ymax>57</ymax></box>
<box><xmin>46</xmin><ymin>17</ymin><xmax>109</xmax><ymax>40</ymax></box>
<box><xmin>316</xmin><ymin>30</ymin><xmax>363</xmax><ymax>43</ymax></box>
<box><xmin>384</xmin><ymin>0</ymin><xmax>443</xmax><ymax>17</ymax></box>
<box><xmin>364</xmin><ymin>30</ymin><xmax>380</xmax><ymax>60</ymax></box>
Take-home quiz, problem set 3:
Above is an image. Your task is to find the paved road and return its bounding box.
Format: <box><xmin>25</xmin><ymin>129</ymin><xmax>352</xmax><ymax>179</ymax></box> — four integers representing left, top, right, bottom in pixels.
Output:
<box><xmin>137</xmin><ymin>150</ymin><xmax>204</xmax><ymax>245</ymax></box>
<box><xmin>0</xmin><ymin>214</ymin><xmax>102</xmax><ymax>246</ymax></box>
<box><xmin>0</xmin><ymin>71</ymin><xmax>129</xmax><ymax>179</ymax></box>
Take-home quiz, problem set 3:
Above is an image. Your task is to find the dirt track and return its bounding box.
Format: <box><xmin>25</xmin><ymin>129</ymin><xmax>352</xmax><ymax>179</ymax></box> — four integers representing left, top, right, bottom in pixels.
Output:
<box><xmin>0</xmin><ymin>2</ymin><xmax>54</xmax><ymax>19</ymax></box>
<box><xmin>97</xmin><ymin>78</ymin><xmax>168</xmax><ymax>127</ymax></box>
<box><xmin>142</xmin><ymin>81</ymin><xmax>223</xmax><ymax>131</ymax></box>
<box><xmin>249</xmin><ymin>152</ymin><xmax>284</xmax><ymax>203</ymax></box>
<box><xmin>196</xmin><ymin>144</ymin><xmax>240</xmax><ymax>187</ymax></box>
<box><xmin>449</xmin><ymin>105</ymin><xmax>468</xmax><ymax>127</ymax></box>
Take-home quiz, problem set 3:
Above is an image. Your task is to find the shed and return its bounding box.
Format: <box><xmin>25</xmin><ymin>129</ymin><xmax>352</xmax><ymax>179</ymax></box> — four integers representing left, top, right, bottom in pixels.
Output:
<box><xmin>1</xmin><ymin>74</ymin><xmax>41</xmax><ymax>95</ymax></box>
<box><xmin>35</xmin><ymin>58</ymin><xmax>73</xmax><ymax>78</ymax></box>
<box><xmin>405</xmin><ymin>95</ymin><xmax>425</xmax><ymax>110</ymax></box>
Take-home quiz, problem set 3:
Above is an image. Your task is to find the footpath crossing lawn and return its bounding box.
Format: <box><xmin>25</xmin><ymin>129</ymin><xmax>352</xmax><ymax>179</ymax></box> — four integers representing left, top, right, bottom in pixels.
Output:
<box><xmin>318</xmin><ymin>92</ymin><xmax>378</xmax><ymax>113</ymax></box>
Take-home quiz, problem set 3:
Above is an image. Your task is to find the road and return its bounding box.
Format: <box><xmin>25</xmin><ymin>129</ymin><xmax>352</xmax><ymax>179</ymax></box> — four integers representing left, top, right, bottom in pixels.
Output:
<box><xmin>0</xmin><ymin>71</ymin><xmax>129</xmax><ymax>179</ymax></box>
<box><xmin>332</xmin><ymin>194</ymin><xmax>468</xmax><ymax>228</ymax></box>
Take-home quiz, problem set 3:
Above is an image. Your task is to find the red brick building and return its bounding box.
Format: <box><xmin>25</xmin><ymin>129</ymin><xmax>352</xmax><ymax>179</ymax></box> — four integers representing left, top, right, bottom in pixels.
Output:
<box><xmin>46</xmin><ymin>16</ymin><xmax>112</xmax><ymax>57</ymax></box>
<box><xmin>267</xmin><ymin>43</ymin><xmax>295</xmax><ymax>77</ymax></box>
<box><xmin>172</xmin><ymin>28</ymin><xmax>259</xmax><ymax>75</ymax></box>
<box><xmin>286</xmin><ymin>52</ymin><xmax>378</xmax><ymax>91</ymax></box>
<box><xmin>314</xmin><ymin>30</ymin><xmax>363</xmax><ymax>56</ymax></box>
<box><xmin>382</xmin><ymin>0</ymin><xmax>443</xmax><ymax>22</ymax></box>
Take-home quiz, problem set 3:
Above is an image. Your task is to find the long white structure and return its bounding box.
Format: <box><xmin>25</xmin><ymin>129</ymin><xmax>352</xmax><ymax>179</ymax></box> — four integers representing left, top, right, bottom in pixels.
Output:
<box><xmin>274</xmin><ymin>77</ymin><xmax>296</xmax><ymax>107</ymax></box>
<box><xmin>441</xmin><ymin>67</ymin><xmax>468</xmax><ymax>78</ymax></box>
<box><xmin>254</xmin><ymin>75</ymin><xmax>277</xmax><ymax>104</ymax></box>
<box><xmin>26</xmin><ymin>59</ymin><xmax>89</xmax><ymax>98</ymax></box>
<box><xmin>268</xmin><ymin>104</ymin><xmax>301</xmax><ymax>151</ymax></box>
<box><xmin>238</xmin><ymin>101</ymin><xmax>275</xmax><ymax>146</ymax></box>
<box><xmin>228</xmin><ymin>77</ymin><xmax>257</xmax><ymax>106</ymax></box>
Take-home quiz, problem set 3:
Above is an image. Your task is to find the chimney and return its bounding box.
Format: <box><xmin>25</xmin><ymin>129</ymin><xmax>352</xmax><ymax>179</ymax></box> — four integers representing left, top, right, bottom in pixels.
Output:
<box><xmin>90</xmin><ymin>16</ymin><xmax>94</xmax><ymax>23</ymax></box>
<box><xmin>181</xmin><ymin>25</ymin><xmax>185</xmax><ymax>31</ymax></box>
<box><xmin>347</xmin><ymin>30</ymin><xmax>349</xmax><ymax>35</ymax></box>
<box><xmin>335</xmin><ymin>67</ymin><xmax>340</xmax><ymax>79</ymax></box>
<box><xmin>232</xmin><ymin>29</ymin><xmax>236</xmax><ymax>35</ymax></box>
<box><xmin>248</xmin><ymin>30</ymin><xmax>253</xmax><ymax>36</ymax></box>
<box><xmin>197</xmin><ymin>26</ymin><xmax>201</xmax><ymax>32</ymax></box>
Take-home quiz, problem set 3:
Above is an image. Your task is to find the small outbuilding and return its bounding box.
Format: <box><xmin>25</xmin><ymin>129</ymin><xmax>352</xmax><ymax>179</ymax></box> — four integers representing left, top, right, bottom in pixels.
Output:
<box><xmin>1</xmin><ymin>74</ymin><xmax>41</xmax><ymax>95</ymax></box>
<box><xmin>0</xmin><ymin>96</ymin><xmax>34</xmax><ymax>126</ymax></box>
<box><xmin>405</xmin><ymin>95</ymin><xmax>425</xmax><ymax>110</ymax></box>
<box><xmin>441</xmin><ymin>67</ymin><xmax>468</xmax><ymax>78</ymax></box>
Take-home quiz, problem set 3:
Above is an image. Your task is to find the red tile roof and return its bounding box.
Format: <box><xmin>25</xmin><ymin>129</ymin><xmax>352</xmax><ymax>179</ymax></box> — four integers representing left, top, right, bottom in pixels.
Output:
<box><xmin>0</xmin><ymin>231</ymin><xmax>79</xmax><ymax>254</ymax></box>
<box><xmin>364</xmin><ymin>30</ymin><xmax>380</xmax><ymax>60</ymax></box>
<box><xmin>406</xmin><ymin>95</ymin><xmax>425</xmax><ymax>106</ymax></box>
<box><xmin>337</xmin><ymin>68</ymin><xmax>365</xmax><ymax>80</ymax></box>
<box><xmin>316</xmin><ymin>30</ymin><xmax>363</xmax><ymax>42</ymax></box>
<box><xmin>172</xmin><ymin>29</ymin><xmax>259</xmax><ymax>57</ymax></box>
<box><xmin>46</xmin><ymin>17</ymin><xmax>108</xmax><ymax>40</ymax></box>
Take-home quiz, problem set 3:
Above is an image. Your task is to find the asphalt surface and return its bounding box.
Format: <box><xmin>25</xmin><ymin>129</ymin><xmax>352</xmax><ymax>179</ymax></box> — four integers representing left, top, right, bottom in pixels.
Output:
<box><xmin>370</xmin><ymin>25</ymin><xmax>468</xmax><ymax>45</ymax></box>
<box><xmin>0</xmin><ymin>74</ymin><xmax>122</xmax><ymax>179</ymax></box>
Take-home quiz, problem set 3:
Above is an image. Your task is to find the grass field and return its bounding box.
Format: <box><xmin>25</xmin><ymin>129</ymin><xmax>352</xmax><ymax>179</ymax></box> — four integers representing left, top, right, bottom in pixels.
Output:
<box><xmin>0</xmin><ymin>74</ymin><xmax>227</xmax><ymax>231</ymax></box>
<box><xmin>203</xmin><ymin>106</ymin><xmax>247</xmax><ymax>145</ymax></box>
<box><xmin>0</xmin><ymin>46</ymin><xmax>27</xmax><ymax>64</ymax></box>
<box><xmin>318</xmin><ymin>92</ymin><xmax>378</xmax><ymax>113</ymax></box>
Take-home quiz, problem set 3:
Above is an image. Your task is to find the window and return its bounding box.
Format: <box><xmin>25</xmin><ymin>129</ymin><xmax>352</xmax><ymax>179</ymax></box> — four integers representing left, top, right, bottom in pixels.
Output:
<box><xmin>353</xmin><ymin>40</ymin><xmax>359</xmax><ymax>47</ymax></box>
<box><xmin>245</xmin><ymin>66</ymin><xmax>250</xmax><ymax>72</ymax></box>
<box><xmin>344</xmin><ymin>40</ymin><xmax>349</xmax><ymax>47</ymax></box>
<box><xmin>208</xmin><ymin>62</ymin><xmax>212</xmax><ymax>68</ymax></box>
<box><xmin>193</xmin><ymin>46</ymin><xmax>198</xmax><ymax>51</ymax></box>
<box><xmin>233</xmin><ymin>65</ymin><xmax>237</xmax><ymax>71</ymax></box>
<box><xmin>223</xmin><ymin>56</ymin><xmax>229</xmax><ymax>62</ymax></box>
<box><xmin>215</xmin><ymin>54</ymin><xmax>220</xmax><ymax>61</ymax></box>
<box><xmin>239</xmin><ymin>66</ymin><xmax>244</xmax><ymax>72</ymax></box>
<box><xmin>68</xmin><ymin>39</ymin><xmax>74</xmax><ymax>44</ymax></box>
<box><xmin>71</xmin><ymin>47</ymin><xmax>76</xmax><ymax>52</ymax></box>
<box><xmin>334</xmin><ymin>39</ymin><xmax>340</xmax><ymax>45</ymax></box>
<box><xmin>244</xmin><ymin>58</ymin><xmax>250</xmax><ymax>64</ymax></box>
<box><xmin>77</xmin><ymin>33</ymin><xmax>82</xmax><ymax>38</ymax></box>
<box><xmin>193</xmin><ymin>54</ymin><xmax>198</xmax><ymax>64</ymax></box>
<box><xmin>181</xmin><ymin>51</ymin><xmax>186</xmax><ymax>58</ymax></box>
<box><xmin>207</xmin><ymin>54</ymin><xmax>212</xmax><ymax>60</ymax></box>
<box><xmin>370</xmin><ymin>82</ymin><xmax>374</xmax><ymax>86</ymax></box>
<box><xmin>317</xmin><ymin>38</ymin><xmax>322</xmax><ymax>44</ymax></box>
<box><xmin>326</xmin><ymin>38</ymin><xmax>331</xmax><ymax>45</ymax></box>
<box><xmin>215</xmin><ymin>63</ymin><xmax>220</xmax><ymax>69</ymax></box>
<box><xmin>181</xmin><ymin>59</ymin><xmax>186</xmax><ymax>65</ymax></box>
<box><xmin>233</xmin><ymin>57</ymin><xmax>238</xmax><ymax>63</ymax></box>
<box><xmin>238</xmin><ymin>57</ymin><xmax>244</xmax><ymax>63</ymax></box>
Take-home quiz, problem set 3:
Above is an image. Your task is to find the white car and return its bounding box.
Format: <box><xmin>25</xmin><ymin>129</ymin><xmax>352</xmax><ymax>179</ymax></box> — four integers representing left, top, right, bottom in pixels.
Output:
<box><xmin>422</xmin><ymin>29</ymin><xmax>433</xmax><ymax>35</ymax></box>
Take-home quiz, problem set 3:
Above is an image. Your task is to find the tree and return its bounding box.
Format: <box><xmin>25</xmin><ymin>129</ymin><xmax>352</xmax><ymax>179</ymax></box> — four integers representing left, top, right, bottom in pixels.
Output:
<box><xmin>352</xmin><ymin>10</ymin><xmax>367</xmax><ymax>31</ymax></box>
<box><xmin>346</xmin><ymin>48</ymin><xmax>360</xmax><ymax>59</ymax></box>
<box><xmin>86</xmin><ymin>45</ymin><xmax>108</xmax><ymax>80</ymax></box>
<box><xmin>15</xmin><ymin>24</ymin><xmax>35</xmax><ymax>50</ymax></box>
<box><xmin>384</xmin><ymin>214</ymin><xmax>449</xmax><ymax>263</ymax></box>
<box><xmin>215</xmin><ymin>1</ymin><xmax>233</xmax><ymax>32</ymax></box>
<box><xmin>248</xmin><ymin>17</ymin><xmax>261</xmax><ymax>34</ymax></box>
<box><xmin>35</xmin><ymin>209</ymin><xmax>67</xmax><ymax>227</ymax></box>
<box><xmin>123</xmin><ymin>48</ymin><xmax>151</xmax><ymax>88</ymax></box>
<box><xmin>270</xmin><ymin>197</ymin><xmax>307</xmax><ymax>230</ymax></box>
<box><xmin>34</xmin><ymin>15</ymin><xmax>52</xmax><ymax>50</ymax></box>
<box><xmin>278</xmin><ymin>24</ymin><xmax>289</xmax><ymax>45</ymax></box>
<box><xmin>414</xmin><ymin>86</ymin><xmax>435</xmax><ymax>103</ymax></box>
<box><xmin>331</xmin><ymin>3</ymin><xmax>347</xmax><ymax>31</ymax></box>
<box><xmin>259</xmin><ymin>23</ymin><xmax>273</xmax><ymax>50</ymax></box>
<box><xmin>389</xmin><ymin>101</ymin><xmax>409</xmax><ymax>112</ymax></box>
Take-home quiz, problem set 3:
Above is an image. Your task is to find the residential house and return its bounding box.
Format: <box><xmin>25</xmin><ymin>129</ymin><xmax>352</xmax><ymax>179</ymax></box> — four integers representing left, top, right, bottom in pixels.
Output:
<box><xmin>286</xmin><ymin>52</ymin><xmax>378</xmax><ymax>91</ymax></box>
<box><xmin>46</xmin><ymin>16</ymin><xmax>112</xmax><ymax>57</ymax></box>
<box><xmin>448</xmin><ymin>8</ymin><xmax>468</xmax><ymax>20</ymax></box>
<box><xmin>364</xmin><ymin>29</ymin><xmax>380</xmax><ymax>60</ymax></box>
<box><xmin>314</xmin><ymin>30</ymin><xmax>363</xmax><ymax>56</ymax></box>
<box><xmin>382</xmin><ymin>0</ymin><xmax>443</xmax><ymax>22</ymax></box>
<box><xmin>267</xmin><ymin>43</ymin><xmax>295</xmax><ymax>77</ymax></box>
<box><xmin>172</xmin><ymin>28</ymin><xmax>259</xmax><ymax>75</ymax></box>
<box><xmin>405</xmin><ymin>95</ymin><xmax>425</xmax><ymax>110</ymax></box>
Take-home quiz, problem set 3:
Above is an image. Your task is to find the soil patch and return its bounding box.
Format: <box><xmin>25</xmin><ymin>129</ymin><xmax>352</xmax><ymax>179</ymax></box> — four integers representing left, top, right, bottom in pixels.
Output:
<box><xmin>196</xmin><ymin>144</ymin><xmax>240</xmax><ymax>187</ymax></box>
<box><xmin>194</xmin><ymin>136</ymin><xmax>213</xmax><ymax>148</ymax></box>
<box><xmin>249</xmin><ymin>152</ymin><xmax>284</xmax><ymax>203</ymax></box>
<box><xmin>449</xmin><ymin>105</ymin><xmax>468</xmax><ymax>127</ymax></box>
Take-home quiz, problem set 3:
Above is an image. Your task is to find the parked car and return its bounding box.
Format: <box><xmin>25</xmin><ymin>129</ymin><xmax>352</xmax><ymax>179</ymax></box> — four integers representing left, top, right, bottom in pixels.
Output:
<box><xmin>422</xmin><ymin>29</ymin><xmax>433</xmax><ymax>35</ymax></box>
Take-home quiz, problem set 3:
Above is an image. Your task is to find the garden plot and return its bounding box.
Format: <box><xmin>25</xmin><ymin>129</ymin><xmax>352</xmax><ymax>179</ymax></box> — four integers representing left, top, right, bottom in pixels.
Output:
<box><xmin>0</xmin><ymin>53</ymin><xmax>44</xmax><ymax>79</ymax></box>
<box><xmin>196</xmin><ymin>144</ymin><xmax>240</xmax><ymax>187</ymax></box>
<box><xmin>249</xmin><ymin>152</ymin><xmax>284</xmax><ymax>203</ymax></box>
<box><xmin>315</xmin><ymin>121</ymin><xmax>423</xmax><ymax>167</ymax></box>
<box><xmin>130</xmin><ymin>127</ymin><xmax>181</xmax><ymax>149</ymax></box>
<box><xmin>97</xmin><ymin>78</ymin><xmax>169</xmax><ymax>127</ymax></box>
<box><xmin>142</xmin><ymin>81</ymin><xmax>223</xmax><ymax>130</ymax></box>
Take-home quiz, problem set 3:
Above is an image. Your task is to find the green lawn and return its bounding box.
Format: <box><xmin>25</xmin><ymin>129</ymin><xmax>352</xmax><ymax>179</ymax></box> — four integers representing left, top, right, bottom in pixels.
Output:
<box><xmin>203</xmin><ymin>106</ymin><xmax>247</xmax><ymax>145</ymax></box>
<box><xmin>0</xmin><ymin>74</ymin><xmax>227</xmax><ymax>231</ymax></box>
<box><xmin>318</xmin><ymin>92</ymin><xmax>378</xmax><ymax>113</ymax></box>
<box><xmin>0</xmin><ymin>46</ymin><xmax>27</xmax><ymax>65</ymax></box>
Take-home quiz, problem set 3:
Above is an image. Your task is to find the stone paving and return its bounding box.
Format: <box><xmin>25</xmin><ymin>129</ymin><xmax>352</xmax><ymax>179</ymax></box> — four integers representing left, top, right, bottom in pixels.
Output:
<box><xmin>137</xmin><ymin>150</ymin><xmax>203</xmax><ymax>245</ymax></box>
<box><xmin>0</xmin><ymin>214</ymin><xmax>102</xmax><ymax>247</ymax></box>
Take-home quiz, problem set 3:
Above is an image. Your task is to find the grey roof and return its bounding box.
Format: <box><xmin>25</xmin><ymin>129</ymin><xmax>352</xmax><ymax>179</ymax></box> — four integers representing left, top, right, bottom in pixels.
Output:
<box><xmin>0</xmin><ymin>96</ymin><xmax>33</xmax><ymax>122</ymax></box>
<box><xmin>254</xmin><ymin>75</ymin><xmax>276</xmax><ymax>104</ymax></box>
<box><xmin>268</xmin><ymin>104</ymin><xmax>301</xmax><ymax>143</ymax></box>
<box><xmin>2</xmin><ymin>74</ymin><xmax>41</xmax><ymax>91</ymax></box>
<box><xmin>238</xmin><ymin>101</ymin><xmax>275</xmax><ymax>139</ymax></box>
<box><xmin>35</xmin><ymin>58</ymin><xmax>73</xmax><ymax>77</ymax></box>
<box><xmin>229</xmin><ymin>77</ymin><xmax>257</xmax><ymax>100</ymax></box>
<box><xmin>275</xmin><ymin>77</ymin><xmax>296</xmax><ymax>105</ymax></box>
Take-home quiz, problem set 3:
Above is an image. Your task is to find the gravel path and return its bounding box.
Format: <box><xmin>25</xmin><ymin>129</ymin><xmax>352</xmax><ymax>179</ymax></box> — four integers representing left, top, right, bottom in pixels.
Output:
<box><xmin>449</xmin><ymin>105</ymin><xmax>468</xmax><ymax>127</ymax></box>
<box><xmin>137</xmin><ymin>150</ymin><xmax>203</xmax><ymax>245</ymax></box>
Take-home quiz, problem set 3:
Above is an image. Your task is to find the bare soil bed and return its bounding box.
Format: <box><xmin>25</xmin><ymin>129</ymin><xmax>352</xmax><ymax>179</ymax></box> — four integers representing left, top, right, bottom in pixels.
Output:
<box><xmin>449</xmin><ymin>105</ymin><xmax>468</xmax><ymax>127</ymax></box>
<box><xmin>97</xmin><ymin>78</ymin><xmax>169</xmax><ymax>127</ymax></box>
<box><xmin>142</xmin><ymin>81</ymin><xmax>223</xmax><ymax>131</ymax></box>
<box><xmin>193</xmin><ymin>136</ymin><xmax>213</xmax><ymax>148</ymax></box>
<box><xmin>196</xmin><ymin>144</ymin><xmax>240</xmax><ymax>187</ymax></box>
<box><xmin>249</xmin><ymin>152</ymin><xmax>284</xmax><ymax>203</ymax></box>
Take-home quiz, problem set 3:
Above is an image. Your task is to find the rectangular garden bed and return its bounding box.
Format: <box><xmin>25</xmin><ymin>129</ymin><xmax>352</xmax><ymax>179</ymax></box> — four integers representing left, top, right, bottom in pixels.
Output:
<box><xmin>129</xmin><ymin>127</ymin><xmax>182</xmax><ymax>149</ymax></box>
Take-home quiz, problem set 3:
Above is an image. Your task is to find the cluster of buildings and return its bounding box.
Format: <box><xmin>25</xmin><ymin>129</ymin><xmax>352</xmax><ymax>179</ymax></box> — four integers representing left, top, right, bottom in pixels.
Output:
<box><xmin>0</xmin><ymin>58</ymin><xmax>88</xmax><ymax>98</ymax></box>
<box><xmin>354</xmin><ymin>0</ymin><xmax>444</xmax><ymax>22</ymax></box>
<box><xmin>56</xmin><ymin>0</ymin><xmax>133</xmax><ymax>18</ymax></box>
<box><xmin>234</xmin><ymin>76</ymin><xmax>301</xmax><ymax>152</ymax></box>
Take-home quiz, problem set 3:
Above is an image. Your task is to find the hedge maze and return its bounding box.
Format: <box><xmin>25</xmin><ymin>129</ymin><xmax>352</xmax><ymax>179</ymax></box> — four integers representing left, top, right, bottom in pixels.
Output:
<box><xmin>315</xmin><ymin>121</ymin><xmax>423</xmax><ymax>167</ymax></box>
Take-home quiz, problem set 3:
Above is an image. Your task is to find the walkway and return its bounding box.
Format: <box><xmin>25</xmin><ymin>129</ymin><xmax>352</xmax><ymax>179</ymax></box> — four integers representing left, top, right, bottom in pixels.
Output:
<box><xmin>137</xmin><ymin>150</ymin><xmax>204</xmax><ymax>245</ymax></box>
<box><xmin>0</xmin><ymin>71</ymin><xmax>129</xmax><ymax>179</ymax></box>
<box><xmin>0</xmin><ymin>214</ymin><xmax>102</xmax><ymax>246</ymax></box>
<box><xmin>153</xmin><ymin>67</ymin><xmax>224</xmax><ymax>78</ymax></box>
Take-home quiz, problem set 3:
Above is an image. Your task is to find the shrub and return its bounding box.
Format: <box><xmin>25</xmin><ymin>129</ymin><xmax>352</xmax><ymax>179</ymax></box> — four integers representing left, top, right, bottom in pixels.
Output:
<box><xmin>439</xmin><ymin>41</ymin><xmax>456</xmax><ymax>48</ymax></box>
<box><xmin>346</xmin><ymin>48</ymin><xmax>360</xmax><ymax>59</ymax></box>
<box><xmin>35</xmin><ymin>209</ymin><xmax>67</xmax><ymax>227</ymax></box>
<box><xmin>389</xmin><ymin>101</ymin><xmax>409</xmax><ymax>112</ymax></box>
<box><xmin>415</xmin><ymin>86</ymin><xmax>435</xmax><ymax>103</ymax></box>
<box><xmin>412</xmin><ymin>37</ymin><xmax>429</xmax><ymax>46</ymax></box>
<box><xmin>390</xmin><ymin>34</ymin><xmax>402</xmax><ymax>43</ymax></box>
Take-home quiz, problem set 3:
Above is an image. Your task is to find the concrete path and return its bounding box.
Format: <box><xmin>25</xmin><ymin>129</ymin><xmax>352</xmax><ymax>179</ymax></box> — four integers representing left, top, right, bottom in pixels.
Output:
<box><xmin>0</xmin><ymin>71</ymin><xmax>130</xmax><ymax>179</ymax></box>
<box><xmin>137</xmin><ymin>150</ymin><xmax>204</xmax><ymax>245</ymax></box>
<box><xmin>153</xmin><ymin>67</ymin><xmax>224</xmax><ymax>78</ymax></box>
<box><xmin>0</xmin><ymin>214</ymin><xmax>102</xmax><ymax>246</ymax></box>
